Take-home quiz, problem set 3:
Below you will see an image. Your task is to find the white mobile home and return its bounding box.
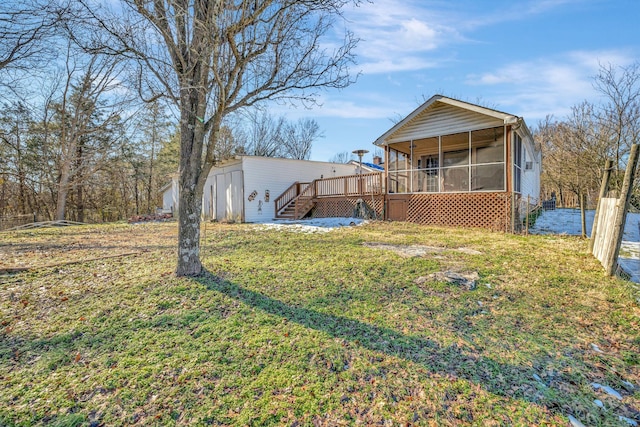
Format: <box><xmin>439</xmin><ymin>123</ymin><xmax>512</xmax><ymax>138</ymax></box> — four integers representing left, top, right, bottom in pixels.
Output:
<box><xmin>162</xmin><ymin>156</ymin><xmax>359</xmax><ymax>222</ymax></box>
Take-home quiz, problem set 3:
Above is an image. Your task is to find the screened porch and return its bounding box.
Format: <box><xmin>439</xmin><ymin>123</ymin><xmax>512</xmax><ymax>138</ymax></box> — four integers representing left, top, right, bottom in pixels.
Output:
<box><xmin>386</xmin><ymin>125</ymin><xmax>506</xmax><ymax>194</ymax></box>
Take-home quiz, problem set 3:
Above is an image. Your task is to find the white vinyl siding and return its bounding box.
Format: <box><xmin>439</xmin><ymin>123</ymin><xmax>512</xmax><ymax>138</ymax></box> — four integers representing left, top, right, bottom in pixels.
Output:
<box><xmin>385</xmin><ymin>103</ymin><xmax>504</xmax><ymax>144</ymax></box>
<box><xmin>161</xmin><ymin>179</ymin><xmax>179</xmax><ymax>214</ymax></box>
<box><xmin>171</xmin><ymin>157</ymin><xmax>359</xmax><ymax>222</ymax></box>
<box><xmin>519</xmin><ymin>132</ymin><xmax>541</xmax><ymax>203</ymax></box>
<box><xmin>242</xmin><ymin>157</ymin><xmax>356</xmax><ymax>222</ymax></box>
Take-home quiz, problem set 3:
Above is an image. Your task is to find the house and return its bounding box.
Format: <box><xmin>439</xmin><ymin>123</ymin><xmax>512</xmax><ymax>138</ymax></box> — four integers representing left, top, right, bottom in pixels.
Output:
<box><xmin>159</xmin><ymin>177</ymin><xmax>178</xmax><ymax>214</ymax></box>
<box><xmin>273</xmin><ymin>95</ymin><xmax>540</xmax><ymax>231</ymax></box>
<box><xmin>164</xmin><ymin>95</ymin><xmax>541</xmax><ymax>231</ymax></box>
<box><xmin>162</xmin><ymin>156</ymin><xmax>359</xmax><ymax>222</ymax></box>
<box><xmin>348</xmin><ymin>159</ymin><xmax>385</xmax><ymax>174</ymax></box>
<box><xmin>372</xmin><ymin>94</ymin><xmax>540</xmax><ymax>230</ymax></box>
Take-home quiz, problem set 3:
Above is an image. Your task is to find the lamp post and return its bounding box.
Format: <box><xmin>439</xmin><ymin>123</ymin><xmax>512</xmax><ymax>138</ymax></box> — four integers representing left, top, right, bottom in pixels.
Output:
<box><xmin>352</xmin><ymin>149</ymin><xmax>369</xmax><ymax>194</ymax></box>
<box><xmin>352</xmin><ymin>149</ymin><xmax>369</xmax><ymax>174</ymax></box>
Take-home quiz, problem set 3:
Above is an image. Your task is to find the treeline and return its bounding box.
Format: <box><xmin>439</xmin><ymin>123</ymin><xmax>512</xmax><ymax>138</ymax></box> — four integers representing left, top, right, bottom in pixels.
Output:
<box><xmin>0</xmin><ymin>1</ymin><xmax>322</xmax><ymax>225</ymax></box>
<box><xmin>536</xmin><ymin>62</ymin><xmax>640</xmax><ymax>209</ymax></box>
<box><xmin>0</xmin><ymin>44</ymin><xmax>182</xmax><ymax>224</ymax></box>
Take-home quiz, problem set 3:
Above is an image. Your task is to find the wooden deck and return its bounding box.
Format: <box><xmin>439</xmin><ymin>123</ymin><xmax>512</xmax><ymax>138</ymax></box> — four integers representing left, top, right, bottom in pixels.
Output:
<box><xmin>274</xmin><ymin>173</ymin><xmax>384</xmax><ymax>220</ymax></box>
<box><xmin>273</xmin><ymin>172</ymin><xmax>513</xmax><ymax>231</ymax></box>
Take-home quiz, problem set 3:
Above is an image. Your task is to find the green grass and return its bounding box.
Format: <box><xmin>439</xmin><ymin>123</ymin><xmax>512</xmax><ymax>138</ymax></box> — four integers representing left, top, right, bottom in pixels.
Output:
<box><xmin>1</xmin><ymin>221</ymin><xmax>639</xmax><ymax>426</ymax></box>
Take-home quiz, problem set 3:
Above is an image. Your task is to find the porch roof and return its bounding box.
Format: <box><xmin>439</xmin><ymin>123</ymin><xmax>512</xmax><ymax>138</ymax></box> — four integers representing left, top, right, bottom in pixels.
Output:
<box><xmin>373</xmin><ymin>94</ymin><xmax>528</xmax><ymax>147</ymax></box>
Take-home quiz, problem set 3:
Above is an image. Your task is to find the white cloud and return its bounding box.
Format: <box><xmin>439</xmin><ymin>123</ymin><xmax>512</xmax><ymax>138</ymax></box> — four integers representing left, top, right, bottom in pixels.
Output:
<box><xmin>459</xmin><ymin>0</ymin><xmax>588</xmax><ymax>30</ymax></box>
<box><xmin>267</xmin><ymin>93</ymin><xmax>412</xmax><ymax>121</ymax></box>
<box><xmin>341</xmin><ymin>0</ymin><xmax>595</xmax><ymax>75</ymax></box>
<box><xmin>343</xmin><ymin>0</ymin><xmax>461</xmax><ymax>74</ymax></box>
<box><xmin>464</xmin><ymin>49</ymin><xmax>636</xmax><ymax>122</ymax></box>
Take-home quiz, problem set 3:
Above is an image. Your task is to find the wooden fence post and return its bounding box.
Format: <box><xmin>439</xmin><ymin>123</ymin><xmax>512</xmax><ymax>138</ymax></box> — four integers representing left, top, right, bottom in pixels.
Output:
<box><xmin>605</xmin><ymin>144</ymin><xmax>639</xmax><ymax>276</ymax></box>
<box><xmin>589</xmin><ymin>159</ymin><xmax>614</xmax><ymax>252</ymax></box>
<box><xmin>580</xmin><ymin>193</ymin><xmax>586</xmax><ymax>238</ymax></box>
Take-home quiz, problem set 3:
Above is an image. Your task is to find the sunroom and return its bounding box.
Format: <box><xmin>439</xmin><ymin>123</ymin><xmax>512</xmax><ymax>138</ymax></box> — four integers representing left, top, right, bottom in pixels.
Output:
<box><xmin>386</xmin><ymin>125</ymin><xmax>506</xmax><ymax>194</ymax></box>
<box><xmin>374</xmin><ymin>95</ymin><xmax>540</xmax><ymax>230</ymax></box>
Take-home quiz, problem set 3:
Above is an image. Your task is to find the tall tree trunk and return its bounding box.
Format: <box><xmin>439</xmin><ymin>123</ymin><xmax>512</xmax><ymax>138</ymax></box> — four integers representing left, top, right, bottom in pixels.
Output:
<box><xmin>176</xmin><ymin>175</ymin><xmax>203</xmax><ymax>276</ymax></box>
<box><xmin>134</xmin><ymin>173</ymin><xmax>140</xmax><ymax>215</ymax></box>
<box><xmin>56</xmin><ymin>169</ymin><xmax>71</xmax><ymax>221</ymax></box>
<box><xmin>75</xmin><ymin>144</ymin><xmax>84</xmax><ymax>222</ymax></box>
<box><xmin>147</xmin><ymin>125</ymin><xmax>155</xmax><ymax>214</ymax></box>
<box><xmin>0</xmin><ymin>173</ymin><xmax>6</xmax><ymax>217</ymax></box>
<box><xmin>175</xmin><ymin>91</ymin><xmax>205</xmax><ymax>276</ymax></box>
<box><xmin>76</xmin><ymin>184</ymin><xmax>84</xmax><ymax>222</ymax></box>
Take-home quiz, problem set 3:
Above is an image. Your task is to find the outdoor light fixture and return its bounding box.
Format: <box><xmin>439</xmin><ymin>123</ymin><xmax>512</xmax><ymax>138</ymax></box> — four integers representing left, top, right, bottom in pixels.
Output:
<box><xmin>352</xmin><ymin>149</ymin><xmax>369</xmax><ymax>175</ymax></box>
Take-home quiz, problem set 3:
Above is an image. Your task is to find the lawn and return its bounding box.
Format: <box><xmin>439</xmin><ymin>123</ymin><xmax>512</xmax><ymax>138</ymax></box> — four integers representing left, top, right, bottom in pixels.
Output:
<box><xmin>1</xmin><ymin>221</ymin><xmax>639</xmax><ymax>426</ymax></box>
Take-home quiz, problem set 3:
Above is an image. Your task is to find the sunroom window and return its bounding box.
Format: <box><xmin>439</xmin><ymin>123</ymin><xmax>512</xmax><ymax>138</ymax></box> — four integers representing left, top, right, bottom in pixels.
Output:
<box><xmin>471</xmin><ymin>126</ymin><xmax>504</xmax><ymax>191</ymax></box>
<box><xmin>387</xmin><ymin>126</ymin><xmax>506</xmax><ymax>193</ymax></box>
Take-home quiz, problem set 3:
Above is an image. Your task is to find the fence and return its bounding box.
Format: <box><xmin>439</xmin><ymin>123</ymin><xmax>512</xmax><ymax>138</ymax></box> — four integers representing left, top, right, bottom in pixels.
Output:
<box><xmin>0</xmin><ymin>213</ymin><xmax>37</xmax><ymax>231</ymax></box>
<box><xmin>0</xmin><ymin>207</ymin><xmax>133</xmax><ymax>231</ymax></box>
<box><xmin>591</xmin><ymin>197</ymin><xmax>619</xmax><ymax>267</ymax></box>
<box><xmin>542</xmin><ymin>198</ymin><xmax>556</xmax><ymax>211</ymax></box>
<box><xmin>591</xmin><ymin>145</ymin><xmax>639</xmax><ymax>277</ymax></box>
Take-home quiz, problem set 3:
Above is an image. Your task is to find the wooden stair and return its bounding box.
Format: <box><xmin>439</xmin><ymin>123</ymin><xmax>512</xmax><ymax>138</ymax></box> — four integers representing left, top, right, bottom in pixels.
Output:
<box><xmin>274</xmin><ymin>182</ymin><xmax>316</xmax><ymax>220</ymax></box>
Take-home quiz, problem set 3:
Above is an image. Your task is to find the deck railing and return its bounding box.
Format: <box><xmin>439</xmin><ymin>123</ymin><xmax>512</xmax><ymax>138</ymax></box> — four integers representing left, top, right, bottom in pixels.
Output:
<box><xmin>274</xmin><ymin>173</ymin><xmax>384</xmax><ymax>219</ymax></box>
<box><xmin>294</xmin><ymin>182</ymin><xmax>317</xmax><ymax>218</ymax></box>
<box><xmin>315</xmin><ymin>172</ymin><xmax>383</xmax><ymax>197</ymax></box>
<box><xmin>274</xmin><ymin>181</ymin><xmax>310</xmax><ymax>214</ymax></box>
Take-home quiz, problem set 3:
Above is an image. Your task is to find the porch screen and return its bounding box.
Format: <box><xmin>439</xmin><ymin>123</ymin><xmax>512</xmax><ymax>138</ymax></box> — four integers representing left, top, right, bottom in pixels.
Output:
<box><xmin>442</xmin><ymin>132</ymin><xmax>469</xmax><ymax>192</ymax></box>
<box><xmin>388</xmin><ymin>149</ymin><xmax>408</xmax><ymax>193</ymax></box>
<box><xmin>471</xmin><ymin>126</ymin><xmax>504</xmax><ymax>191</ymax></box>
<box><xmin>386</xmin><ymin>125</ymin><xmax>505</xmax><ymax>194</ymax></box>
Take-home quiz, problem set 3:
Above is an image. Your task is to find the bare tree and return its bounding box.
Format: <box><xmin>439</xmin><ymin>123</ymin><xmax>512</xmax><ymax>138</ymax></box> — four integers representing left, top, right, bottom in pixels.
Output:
<box><xmin>236</xmin><ymin>111</ymin><xmax>321</xmax><ymax>160</ymax></box>
<box><xmin>539</xmin><ymin>62</ymin><xmax>640</xmax><ymax>209</ymax></box>
<box><xmin>594</xmin><ymin>62</ymin><xmax>640</xmax><ymax>171</ymax></box>
<box><xmin>0</xmin><ymin>102</ymin><xmax>34</xmax><ymax>215</ymax></box>
<box><xmin>279</xmin><ymin>118</ymin><xmax>322</xmax><ymax>160</ymax></box>
<box><xmin>53</xmin><ymin>46</ymin><xmax>129</xmax><ymax>221</ymax></box>
<box><xmin>538</xmin><ymin>104</ymin><xmax>605</xmax><ymax>207</ymax></box>
<box><xmin>329</xmin><ymin>151</ymin><xmax>353</xmax><ymax>163</ymax></box>
<box><xmin>132</xmin><ymin>100</ymin><xmax>173</xmax><ymax>213</ymax></box>
<box><xmin>237</xmin><ymin>110</ymin><xmax>285</xmax><ymax>157</ymax></box>
<box><xmin>0</xmin><ymin>0</ymin><xmax>69</xmax><ymax>79</ymax></box>
<box><xmin>77</xmin><ymin>0</ymin><xmax>358</xmax><ymax>275</ymax></box>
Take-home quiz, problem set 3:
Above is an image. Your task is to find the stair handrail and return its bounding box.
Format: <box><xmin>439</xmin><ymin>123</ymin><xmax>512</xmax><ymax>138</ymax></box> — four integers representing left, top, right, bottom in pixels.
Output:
<box><xmin>293</xmin><ymin>181</ymin><xmax>317</xmax><ymax>219</ymax></box>
<box><xmin>275</xmin><ymin>181</ymin><xmax>304</xmax><ymax>215</ymax></box>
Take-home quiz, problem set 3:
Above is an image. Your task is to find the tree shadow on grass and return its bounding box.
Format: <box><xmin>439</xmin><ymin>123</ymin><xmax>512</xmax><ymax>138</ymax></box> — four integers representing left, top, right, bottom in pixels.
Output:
<box><xmin>195</xmin><ymin>270</ymin><xmax>568</xmax><ymax>415</ymax></box>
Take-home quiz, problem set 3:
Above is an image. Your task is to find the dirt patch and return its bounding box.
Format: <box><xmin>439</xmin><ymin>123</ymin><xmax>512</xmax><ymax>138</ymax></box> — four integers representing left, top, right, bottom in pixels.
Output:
<box><xmin>363</xmin><ymin>242</ymin><xmax>482</xmax><ymax>257</ymax></box>
<box><xmin>415</xmin><ymin>270</ymin><xmax>480</xmax><ymax>290</ymax></box>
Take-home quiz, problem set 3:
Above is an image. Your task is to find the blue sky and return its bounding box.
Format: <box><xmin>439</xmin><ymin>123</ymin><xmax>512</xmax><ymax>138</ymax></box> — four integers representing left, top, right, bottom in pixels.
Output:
<box><xmin>279</xmin><ymin>0</ymin><xmax>640</xmax><ymax>162</ymax></box>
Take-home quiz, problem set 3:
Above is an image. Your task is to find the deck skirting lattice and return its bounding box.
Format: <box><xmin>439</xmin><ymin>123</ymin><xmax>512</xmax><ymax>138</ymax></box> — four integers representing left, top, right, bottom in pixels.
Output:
<box><xmin>403</xmin><ymin>192</ymin><xmax>511</xmax><ymax>230</ymax></box>
<box><xmin>312</xmin><ymin>196</ymin><xmax>384</xmax><ymax>219</ymax></box>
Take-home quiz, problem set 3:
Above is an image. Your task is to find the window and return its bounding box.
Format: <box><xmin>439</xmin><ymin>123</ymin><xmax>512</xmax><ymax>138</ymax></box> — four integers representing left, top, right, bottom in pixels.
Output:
<box><xmin>441</xmin><ymin>132</ymin><xmax>470</xmax><ymax>192</ymax></box>
<box><xmin>386</xmin><ymin>126</ymin><xmax>506</xmax><ymax>194</ymax></box>
<box><xmin>388</xmin><ymin>148</ymin><xmax>409</xmax><ymax>192</ymax></box>
<box><xmin>471</xmin><ymin>126</ymin><xmax>504</xmax><ymax>191</ymax></box>
<box><xmin>443</xmin><ymin>149</ymin><xmax>469</xmax><ymax>167</ymax></box>
<box><xmin>513</xmin><ymin>133</ymin><xmax>522</xmax><ymax>193</ymax></box>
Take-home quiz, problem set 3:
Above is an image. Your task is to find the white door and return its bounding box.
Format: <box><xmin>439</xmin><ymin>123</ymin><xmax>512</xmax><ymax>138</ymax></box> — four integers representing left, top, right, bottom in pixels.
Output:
<box><xmin>229</xmin><ymin>170</ymin><xmax>244</xmax><ymax>221</ymax></box>
<box><xmin>215</xmin><ymin>174</ymin><xmax>226</xmax><ymax>220</ymax></box>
